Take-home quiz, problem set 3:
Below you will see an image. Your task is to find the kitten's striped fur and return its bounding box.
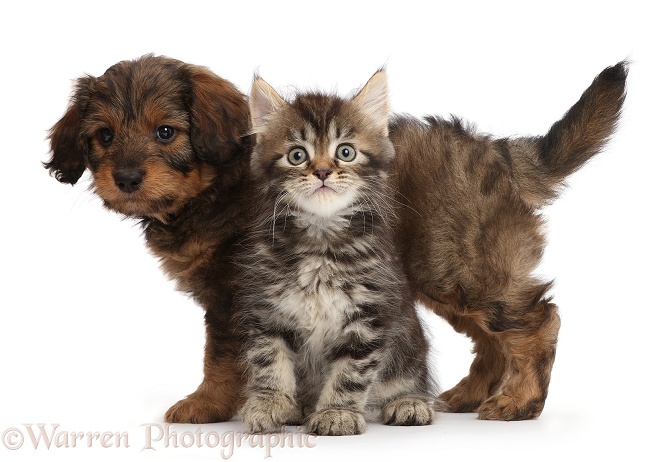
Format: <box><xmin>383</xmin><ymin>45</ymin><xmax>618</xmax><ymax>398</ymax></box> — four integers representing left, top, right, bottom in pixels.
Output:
<box><xmin>237</xmin><ymin>72</ymin><xmax>433</xmax><ymax>435</ymax></box>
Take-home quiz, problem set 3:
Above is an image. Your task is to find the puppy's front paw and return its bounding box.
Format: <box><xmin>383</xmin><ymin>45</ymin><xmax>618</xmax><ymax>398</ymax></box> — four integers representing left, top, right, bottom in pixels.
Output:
<box><xmin>241</xmin><ymin>393</ymin><xmax>296</xmax><ymax>433</ymax></box>
<box><xmin>165</xmin><ymin>391</ymin><xmax>238</xmax><ymax>424</ymax></box>
<box><xmin>307</xmin><ymin>409</ymin><xmax>366</xmax><ymax>436</ymax></box>
<box><xmin>382</xmin><ymin>397</ymin><xmax>434</xmax><ymax>426</ymax></box>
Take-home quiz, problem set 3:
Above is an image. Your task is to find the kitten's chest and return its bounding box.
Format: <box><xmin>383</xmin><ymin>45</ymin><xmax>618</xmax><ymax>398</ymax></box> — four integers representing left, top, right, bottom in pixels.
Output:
<box><xmin>265</xmin><ymin>219</ymin><xmax>375</xmax><ymax>348</ymax></box>
<box><xmin>280</xmin><ymin>254</ymin><xmax>350</xmax><ymax>342</ymax></box>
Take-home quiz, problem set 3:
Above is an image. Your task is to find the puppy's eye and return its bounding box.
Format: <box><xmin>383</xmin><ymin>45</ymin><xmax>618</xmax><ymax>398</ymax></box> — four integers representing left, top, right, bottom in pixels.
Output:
<box><xmin>156</xmin><ymin>125</ymin><xmax>176</xmax><ymax>142</ymax></box>
<box><xmin>287</xmin><ymin>147</ymin><xmax>308</xmax><ymax>166</ymax></box>
<box><xmin>98</xmin><ymin>128</ymin><xmax>114</xmax><ymax>147</ymax></box>
<box><xmin>336</xmin><ymin>144</ymin><xmax>356</xmax><ymax>162</ymax></box>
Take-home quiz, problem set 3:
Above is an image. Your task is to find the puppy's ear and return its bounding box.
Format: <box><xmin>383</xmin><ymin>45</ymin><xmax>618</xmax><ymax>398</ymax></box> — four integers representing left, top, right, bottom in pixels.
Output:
<box><xmin>45</xmin><ymin>76</ymin><xmax>95</xmax><ymax>185</ymax></box>
<box><xmin>185</xmin><ymin>65</ymin><xmax>250</xmax><ymax>166</ymax></box>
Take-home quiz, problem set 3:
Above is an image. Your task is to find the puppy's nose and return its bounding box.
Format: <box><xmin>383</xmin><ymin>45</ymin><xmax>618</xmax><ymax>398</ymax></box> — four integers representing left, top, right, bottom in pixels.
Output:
<box><xmin>113</xmin><ymin>170</ymin><xmax>144</xmax><ymax>193</ymax></box>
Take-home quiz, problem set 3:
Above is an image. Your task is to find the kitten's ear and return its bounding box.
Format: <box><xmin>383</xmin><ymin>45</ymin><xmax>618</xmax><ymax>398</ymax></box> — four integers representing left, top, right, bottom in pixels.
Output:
<box><xmin>250</xmin><ymin>77</ymin><xmax>286</xmax><ymax>133</ymax></box>
<box><xmin>352</xmin><ymin>70</ymin><xmax>390</xmax><ymax>136</ymax></box>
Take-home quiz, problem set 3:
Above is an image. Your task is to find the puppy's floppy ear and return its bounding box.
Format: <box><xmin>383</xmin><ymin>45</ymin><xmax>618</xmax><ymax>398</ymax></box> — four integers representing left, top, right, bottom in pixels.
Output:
<box><xmin>45</xmin><ymin>76</ymin><xmax>95</xmax><ymax>185</ymax></box>
<box><xmin>185</xmin><ymin>65</ymin><xmax>250</xmax><ymax>166</ymax></box>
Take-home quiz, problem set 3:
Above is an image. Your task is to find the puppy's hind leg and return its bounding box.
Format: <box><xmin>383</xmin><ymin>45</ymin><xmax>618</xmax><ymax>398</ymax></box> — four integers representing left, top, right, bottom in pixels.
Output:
<box><xmin>437</xmin><ymin>312</ymin><xmax>506</xmax><ymax>413</ymax></box>
<box><xmin>477</xmin><ymin>290</ymin><xmax>560</xmax><ymax>421</ymax></box>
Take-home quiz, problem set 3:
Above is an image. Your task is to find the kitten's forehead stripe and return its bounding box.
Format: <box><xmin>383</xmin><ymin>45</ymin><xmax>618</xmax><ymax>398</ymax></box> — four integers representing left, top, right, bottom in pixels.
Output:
<box><xmin>328</xmin><ymin>121</ymin><xmax>337</xmax><ymax>146</ymax></box>
<box><xmin>292</xmin><ymin>94</ymin><xmax>344</xmax><ymax>135</ymax></box>
<box><xmin>305</xmin><ymin>125</ymin><xmax>316</xmax><ymax>143</ymax></box>
<box><xmin>287</xmin><ymin>129</ymin><xmax>301</xmax><ymax>144</ymax></box>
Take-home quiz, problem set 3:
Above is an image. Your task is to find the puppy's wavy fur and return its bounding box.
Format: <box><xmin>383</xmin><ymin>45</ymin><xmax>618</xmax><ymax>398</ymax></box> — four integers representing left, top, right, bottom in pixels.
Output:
<box><xmin>391</xmin><ymin>61</ymin><xmax>627</xmax><ymax>420</ymax></box>
<box><xmin>46</xmin><ymin>55</ymin><xmax>252</xmax><ymax>423</ymax></box>
<box><xmin>47</xmin><ymin>56</ymin><xmax>627</xmax><ymax>422</ymax></box>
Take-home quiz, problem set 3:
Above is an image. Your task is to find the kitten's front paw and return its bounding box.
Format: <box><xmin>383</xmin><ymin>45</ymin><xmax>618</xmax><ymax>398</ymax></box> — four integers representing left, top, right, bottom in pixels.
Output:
<box><xmin>241</xmin><ymin>393</ymin><xmax>297</xmax><ymax>433</ymax></box>
<box><xmin>382</xmin><ymin>397</ymin><xmax>434</xmax><ymax>426</ymax></box>
<box><xmin>307</xmin><ymin>409</ymin><xmax>366</xmax><ymax>436</ymax></box>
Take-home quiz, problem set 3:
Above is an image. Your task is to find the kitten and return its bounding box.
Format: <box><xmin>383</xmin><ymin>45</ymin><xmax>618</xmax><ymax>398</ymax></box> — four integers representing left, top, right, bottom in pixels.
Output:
<box><xmin>236</xmin><ymin>71</ymin><xmax>434</xmax><ymax>436</ymax></box>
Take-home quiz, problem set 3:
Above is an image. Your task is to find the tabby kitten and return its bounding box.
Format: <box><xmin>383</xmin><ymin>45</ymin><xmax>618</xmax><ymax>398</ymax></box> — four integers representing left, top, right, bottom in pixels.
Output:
<box><xmin>237</xmin><ymin>71</ymin><xmax>434</xmax><ymax>436</ymax></box>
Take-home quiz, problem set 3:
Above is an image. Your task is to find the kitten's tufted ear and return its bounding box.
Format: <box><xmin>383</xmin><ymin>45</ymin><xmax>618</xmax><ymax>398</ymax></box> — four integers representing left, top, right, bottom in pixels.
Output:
<box><xmin>185</xmin><ymin>65</ymin><xmax>250</xmax><ymax>166</ymax></box>
<box><xmin>352</xmin><ymin>70</ymin><xmax>390</xmax><ymax>136</ymax></box>
<box><xmin>249</xmin><ymin>77</ymin><xmax>286</xmax><ymax>134</ymax></box>
<box><xmin>45</xmin><ymin>76</ymin><xmax>96</xmax><ymax>185</ymax></box>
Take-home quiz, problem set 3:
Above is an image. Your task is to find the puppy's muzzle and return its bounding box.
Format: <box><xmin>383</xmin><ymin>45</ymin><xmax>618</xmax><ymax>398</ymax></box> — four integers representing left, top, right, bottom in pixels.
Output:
<box><xmin>113</xmin><ymin>170</ymin><xmax>144</xmax><ymax>193</ymax></box>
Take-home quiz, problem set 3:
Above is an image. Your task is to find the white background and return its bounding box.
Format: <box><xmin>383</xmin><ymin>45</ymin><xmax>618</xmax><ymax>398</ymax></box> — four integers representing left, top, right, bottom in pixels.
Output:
<box><xmin>1</xmin><ymin>1</ymin><xmax>662</xmax><ymax>461</ymax></box>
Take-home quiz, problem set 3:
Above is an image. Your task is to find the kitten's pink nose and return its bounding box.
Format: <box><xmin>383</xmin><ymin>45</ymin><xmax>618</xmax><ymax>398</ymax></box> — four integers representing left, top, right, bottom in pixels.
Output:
<box><xmin>313</xmin><ymin>168</ymin><xmax>332</xmax><ymax>181</ymax></box>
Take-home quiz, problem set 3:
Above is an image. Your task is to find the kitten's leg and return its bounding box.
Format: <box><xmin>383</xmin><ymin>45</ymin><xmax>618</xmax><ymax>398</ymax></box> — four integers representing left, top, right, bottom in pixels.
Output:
<box><xmin>376</xmin><ymin>316</ymin><xmax>435</xmax><ymax>426</ymax></box>
<box><xmin>376</xmin><ymin>376</ymin><xmax>434</xmax><ymax>426</ymax></box>
<box><xmin>308</xmin><ymin>322</ymin><xmax>386</xmax><ymax>438</ymax></box>
<box><xmin>382</xmin><ymin>396</ymin><xmax>434</xmax><ymax>426</ymax></box>
<box><xmin>241</xmin><ymin>335</ymin><xmax>299</xmax><ymax>433</ymax></box>
<box><xmin>307</xmin><ymin>355</ymin><xmax>376</xmax><ymax>436</ymax></box>
<box><xmin>165</xmin><ymin>317</ymin><xmax>243</xmax><ymax>423</ymax></box>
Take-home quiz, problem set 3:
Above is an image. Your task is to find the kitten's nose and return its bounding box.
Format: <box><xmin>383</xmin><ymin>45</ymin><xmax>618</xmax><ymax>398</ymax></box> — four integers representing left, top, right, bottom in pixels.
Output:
<box><xmin>114</xmin><ymin>170</ymin><xmax>144</xmax><ymax>193</ymax></box>
<box><xmin>313</xmin><ymin>168</ymin><xmax>332</xmax><ymax>181</ymax></box>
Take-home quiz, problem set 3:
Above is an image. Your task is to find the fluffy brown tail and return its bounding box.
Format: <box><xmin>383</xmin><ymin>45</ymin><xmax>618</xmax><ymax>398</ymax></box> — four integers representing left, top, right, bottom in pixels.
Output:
<box><xmin>510</xmin><ymin>61</ymin><xmax>628</xmax><ymax>208</ymax></box>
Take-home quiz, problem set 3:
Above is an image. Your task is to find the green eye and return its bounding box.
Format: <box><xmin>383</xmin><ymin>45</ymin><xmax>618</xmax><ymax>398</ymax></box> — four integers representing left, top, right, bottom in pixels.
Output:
<box><xmin>336</xmin><ymin>144</ymin><xmax>356</xmax><ymax>162</ymax></box>
<box><xmin>287</xmin><ymin>147</ymin><xmax>308</xmax><ymax>165</ymax></box>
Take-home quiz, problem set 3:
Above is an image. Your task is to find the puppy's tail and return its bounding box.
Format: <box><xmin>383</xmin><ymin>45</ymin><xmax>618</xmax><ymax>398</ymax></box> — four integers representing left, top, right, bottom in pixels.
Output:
<box><xmin>509</xmin><ymin>61</ymin><xmax>627</xmax><ymax>208</ymax></box>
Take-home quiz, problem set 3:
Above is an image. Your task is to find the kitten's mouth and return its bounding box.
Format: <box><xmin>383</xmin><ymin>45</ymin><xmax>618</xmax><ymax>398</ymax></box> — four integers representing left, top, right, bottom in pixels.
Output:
<box><xmin>315</xmin><ymin>184</ymin><xmax>337</xmax><ymax>193</ymax></box>
<box><xmin>299</xmin><ymin>183</ymin><xmax>356</xmax><ymax>216</ymax></box>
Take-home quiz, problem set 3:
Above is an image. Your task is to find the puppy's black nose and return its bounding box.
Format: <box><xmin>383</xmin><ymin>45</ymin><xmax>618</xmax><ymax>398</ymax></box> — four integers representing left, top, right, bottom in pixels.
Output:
<box><xmin>113</xmin><ymin>170</ymin><xmax>144</xmax><ymax>193</ymax></box>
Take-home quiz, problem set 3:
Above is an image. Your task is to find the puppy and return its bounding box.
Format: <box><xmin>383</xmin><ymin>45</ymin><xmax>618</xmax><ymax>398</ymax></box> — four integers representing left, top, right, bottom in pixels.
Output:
<box><xmin>390</xmin><ymin>62</ymin><xmax>627</xmax><ymax>420</ymax></box>
<box><xmin>47</xmin><ymin>56</ymin><xmax>627</xmax><ymax>422</ymax></box>
<box><xmin>46</xmin><ymin>54</ymin><xmax>251</xmax><ymax>423</ymax></box>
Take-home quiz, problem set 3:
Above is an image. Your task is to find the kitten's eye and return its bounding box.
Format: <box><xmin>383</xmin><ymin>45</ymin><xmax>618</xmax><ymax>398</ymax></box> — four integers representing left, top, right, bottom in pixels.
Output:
<box><xmin>287</xmin><ymin>147</ymin><xmax>308</xmax><ymax>165</ymax></box>
<box><xmin>98</xmin><ymin>128</ymin><xmax>114</xmax><ymax>147</ymax></box>
<box><xmin>156</xmin><ymin>125</ymin><xmax>176</xmax><ymax>142</ymax></box>
<box><xmin>336</xmin><ymin>144</ymin><xmax>356</xmax><ymax>162</ymax></box>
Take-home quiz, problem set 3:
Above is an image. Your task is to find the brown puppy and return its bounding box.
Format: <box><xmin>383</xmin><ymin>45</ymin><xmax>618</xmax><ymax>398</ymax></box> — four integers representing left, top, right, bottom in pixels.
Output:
<box><xmin>390</xmin><ymin>61</ymin><xmax>627</xmax><ymax>420</ymax></box>
<box><xmin>47</xmin><ymin>56</ymin><xmax>626</xmax><ymax>422</ymax></box>
<box><xmin>46</xmin><ymin>54</ymin><xmax>251</xmax><ymax>423</ymax></box>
